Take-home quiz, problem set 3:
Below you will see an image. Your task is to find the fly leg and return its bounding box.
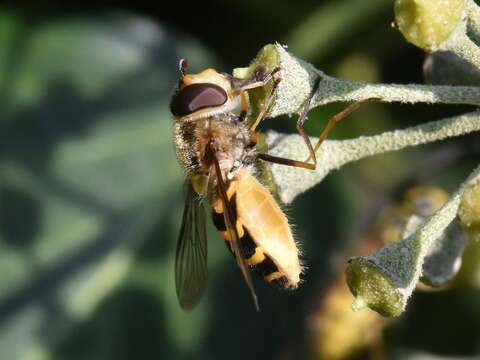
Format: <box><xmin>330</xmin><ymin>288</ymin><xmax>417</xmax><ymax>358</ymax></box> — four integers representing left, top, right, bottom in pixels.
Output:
<box><xmin>252</xmin><ymin>75</ymin><xmax>321</xmax><ymax>170</ymax></box>
<box><xmin>254</xmin><ymin>97</ymin><xmax>375</xmax><ymax>170</ymax></box>
<box><xmin>229</xmin><ymin>66</ymin><xmax>283</xmax><ymax>129</ymax></box>
<box><xmin>305</xmin><ymin>99</ymin><xmax>376</xmax><ymax>163</ymax></box>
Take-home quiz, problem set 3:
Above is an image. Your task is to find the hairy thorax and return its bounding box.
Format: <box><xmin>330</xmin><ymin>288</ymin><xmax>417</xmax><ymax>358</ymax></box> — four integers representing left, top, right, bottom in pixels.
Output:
<box><xmin>173</xmin><ymin>114</ymin><xmax>256</xmax><ymax>179</ymax></box>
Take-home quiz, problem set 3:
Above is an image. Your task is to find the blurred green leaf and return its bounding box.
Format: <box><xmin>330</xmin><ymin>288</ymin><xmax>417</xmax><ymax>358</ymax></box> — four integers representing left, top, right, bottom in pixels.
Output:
<box><xmin>0</xmin><ymin>10</ymin><xmax>215</xmax><ymax>359</ymax></box>
<box><xmin>285</xmin><ymin>0</ymin><xmax>391</xmax><ymax>62</ymax></box>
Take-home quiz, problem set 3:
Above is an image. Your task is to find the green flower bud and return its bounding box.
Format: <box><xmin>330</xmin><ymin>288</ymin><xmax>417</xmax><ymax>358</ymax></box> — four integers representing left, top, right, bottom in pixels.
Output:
<box><xmin>346</xmin><ymin>258</ymin><xmax>404</xmax><ymax>316</ymax></box>
<box><xmin>458</xmin><ymin>180</ymin><xmax>480</xmax><ymax>233</ymax></box>
<box><xmin>394</xmin><ymin>0</ymin><xmax>466</xmax><ymax>50</ymax></box>
<box><xmin>233</xmin><ymin>44</ymin><xmax>280</xmax><ymax>118</ymax></box>
<box><xmin>233</xmin><ymin>43</ymin><xmax>318</xmax><ymax>119</ymax></box>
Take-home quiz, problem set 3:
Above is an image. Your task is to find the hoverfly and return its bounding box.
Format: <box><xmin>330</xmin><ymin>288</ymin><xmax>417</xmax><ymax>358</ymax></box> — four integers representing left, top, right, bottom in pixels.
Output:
<box><xmin>170</xmin><ymin>58</ymin><xmax>358</xmax><ymax>311</ymax></box>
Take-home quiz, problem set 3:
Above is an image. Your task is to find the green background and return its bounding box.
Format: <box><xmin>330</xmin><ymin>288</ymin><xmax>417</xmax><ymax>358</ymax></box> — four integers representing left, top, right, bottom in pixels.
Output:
<box><xmin>0</xmin><ymin>1</ymin><xmax>479</xmax><ymax>359</ymax></box>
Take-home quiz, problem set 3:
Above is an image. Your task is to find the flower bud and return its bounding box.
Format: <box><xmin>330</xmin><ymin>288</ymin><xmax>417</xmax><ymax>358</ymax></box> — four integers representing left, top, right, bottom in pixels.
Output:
<box><xmin>458</xmin><ymin>180</ymin><xmax>480</xmax><ymax>235</ymax></box>
<box><xmin>394</xmin><ymin>0</ymin><xmax>466</xmax><ymax>49</ymax></box>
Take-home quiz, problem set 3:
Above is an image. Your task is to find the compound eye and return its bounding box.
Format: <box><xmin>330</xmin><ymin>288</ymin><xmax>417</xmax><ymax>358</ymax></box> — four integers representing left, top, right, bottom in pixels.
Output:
<box><xmin>170</xmin><ymin>83</ymin><xmax>228</xmax><ymax>116</ymax></box>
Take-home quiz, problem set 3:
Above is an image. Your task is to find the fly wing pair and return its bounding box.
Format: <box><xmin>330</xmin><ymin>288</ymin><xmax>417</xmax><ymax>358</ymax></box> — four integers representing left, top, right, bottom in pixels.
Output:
<box><xmin>175</xmin><ymin>150</ymin><xmax>258</xmax><ymax>311</ymax></box>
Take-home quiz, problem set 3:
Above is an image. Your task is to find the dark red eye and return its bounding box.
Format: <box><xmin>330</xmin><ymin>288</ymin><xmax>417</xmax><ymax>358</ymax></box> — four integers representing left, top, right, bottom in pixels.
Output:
<box><xmin>170</xmin><ymin>83</ymin><xmax>228</xmax><ymax>116</ymax></box>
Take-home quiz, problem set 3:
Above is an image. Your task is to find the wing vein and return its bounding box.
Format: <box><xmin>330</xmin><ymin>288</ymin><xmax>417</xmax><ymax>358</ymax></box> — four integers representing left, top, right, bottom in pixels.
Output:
<box><xmin>175</xmin><ymin>182</ymin><xmax>208</xmax><ymax>310</ymax></box>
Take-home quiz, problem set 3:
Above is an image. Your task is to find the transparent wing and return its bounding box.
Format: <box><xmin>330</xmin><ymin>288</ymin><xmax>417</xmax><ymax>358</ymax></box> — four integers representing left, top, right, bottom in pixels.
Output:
<box><xmin>175</xmin><ymin>182</ymin><xmax>208</xmax><ymax>310</ymax></box>
<box><xmin>209</xmin><ymin>146</ymin><xmax>259</xmax><ymax>311</ymax></box>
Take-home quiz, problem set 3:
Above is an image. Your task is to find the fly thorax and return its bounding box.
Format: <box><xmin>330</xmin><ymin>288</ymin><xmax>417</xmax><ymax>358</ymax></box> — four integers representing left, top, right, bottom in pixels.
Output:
<box><xmin>223</xmin><ymin>122</ymin><xmax>256</xmax><ymax>176</ymax></box>
<box><xmin>173</xmin><ymin>120</ymin><xmax>200</xmax><ymax>173</ymax></box>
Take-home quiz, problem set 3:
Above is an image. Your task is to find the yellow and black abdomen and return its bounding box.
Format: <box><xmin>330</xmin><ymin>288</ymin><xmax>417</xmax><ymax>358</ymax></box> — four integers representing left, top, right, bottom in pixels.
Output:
<box><xmin>212</xmin><ymin>205</ymin><xmax>289</xmax><ymax>287</ymax></box>
<box><xmin>211</xmin><ymin>170</ymin><xmax>301</xmax><ymax>288</ymax></box>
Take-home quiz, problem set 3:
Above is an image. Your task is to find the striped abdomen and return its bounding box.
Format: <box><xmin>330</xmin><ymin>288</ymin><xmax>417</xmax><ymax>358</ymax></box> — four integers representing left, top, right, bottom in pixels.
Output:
<box><xmin>211</xmin><ymin>169</ymin><xmax>301</xmax><ymax>288</ymax></box>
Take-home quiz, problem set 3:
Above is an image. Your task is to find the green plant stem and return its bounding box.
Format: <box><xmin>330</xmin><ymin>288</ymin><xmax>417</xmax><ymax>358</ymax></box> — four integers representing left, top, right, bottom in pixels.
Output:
<box><xmin>239</xmin><ymin>44</ymin><xmax>480</xmax><ymax>119</ymax></box>
<box><xmin>267</xmin><ymin>110</ymin><xmax>480</xmax><ymax>203</ymax></box>
<box><xmin>346</xmin><ymin>163</ymin><xmax>480</xmax><ymax>316</ymax></box>
<box><xmin>467</xmin><ymin>0</ymin><xmax>480</xmax><ymax>44</ymax></box>
<box><xmin>311</xmin><ymin>71</ymin><xmax>480</xmax><ymax>107</ymax></box>
<box><xmin>441</xmin><ymin>24</ymin><xmax>480</xmax><ymax>70</ymax></box>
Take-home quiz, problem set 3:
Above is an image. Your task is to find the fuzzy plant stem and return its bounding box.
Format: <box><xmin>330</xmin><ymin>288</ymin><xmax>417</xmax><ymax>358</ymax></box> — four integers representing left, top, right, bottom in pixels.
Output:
<box><xmin>311</xmin><ymin>71</ymin><xmax>480</xmax><ymax>107</ymax></box>
<box><xmin>440</xmin><ymin>23</ymin><xmax>480</xmax><ymax>70</ymax></box>
<box><xmin>233</xmin><ymin>43</ymin><xmax>480</xmax><ymax>119</ymax></box>
<box><xmin>233</xmin><ymin>38</ymin><xmax>480</xmax><ymax>317</ymax></box>
<box><xmin>267</xmin><ymin>110</ymin><xmax>480</xmax><ymax>204</ymax></box>
<box><xmin>346</xmin><ymin>164</ymin><xmax>480</xmax><ymax>316</ymax></box>
<box><xmin>466</xmin><ymin>0</ymin><xmax>480</xmax><ymax>44</ymax></box>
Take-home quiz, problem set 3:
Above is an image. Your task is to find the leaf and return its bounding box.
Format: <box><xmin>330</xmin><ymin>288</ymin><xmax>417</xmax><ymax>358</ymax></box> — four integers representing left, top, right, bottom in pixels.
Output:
<box><xmin>0</xmin><ymin>10</ymin><xmax>215</xmax><ymax>358</ymax></box>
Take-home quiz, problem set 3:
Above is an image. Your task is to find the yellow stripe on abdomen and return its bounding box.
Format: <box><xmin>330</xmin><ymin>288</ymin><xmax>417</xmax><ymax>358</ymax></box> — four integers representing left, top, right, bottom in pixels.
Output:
<box><xmin>245</xmin><ymin>246</ymin><xmax>266</xmax><ymax>266</ymax></box>
<box><xmin>265</xmin><ymin>271</ymin><xmax>284</xmax><ymax>282</ymax></box>
<box><xmin>213</xmin><ymin>211</ymin><xmax>291</xmax><ymax>288</ymax></box>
